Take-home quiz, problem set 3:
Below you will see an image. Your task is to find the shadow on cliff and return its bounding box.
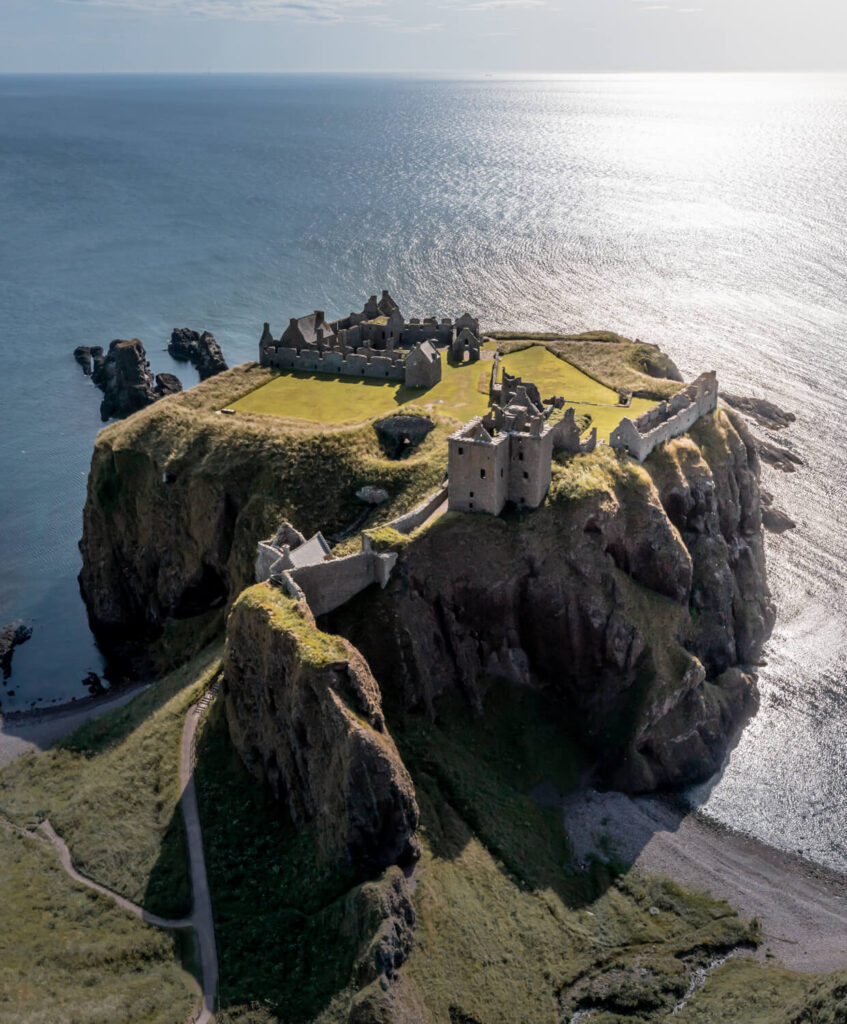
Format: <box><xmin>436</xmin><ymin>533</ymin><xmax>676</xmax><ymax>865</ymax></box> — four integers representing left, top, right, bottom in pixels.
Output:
<box><xmin>388</xmin><ymin>674</ymin><xmax>755</xmax><ymax>915</ymax></box>
<box><xmin>387</xmin><ymin>680</ymin><xmax>641</xmax><ymax>912</ymax></box>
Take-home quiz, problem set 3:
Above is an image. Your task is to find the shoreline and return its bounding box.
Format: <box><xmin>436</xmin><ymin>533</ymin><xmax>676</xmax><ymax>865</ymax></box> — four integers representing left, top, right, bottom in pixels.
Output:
<box><xmin>0</xmin><ymin>682</ymin><xmax>149</xmax><ymax>768</ymax></box>
<box><xmin>0</xmin><ymin>680</ymin><xmax>144</xmax><ymax>726</ymax></box>
<box><xmin>560</xmin><ymin>787</ymin><xmax>847</xmax><ymax>974</ymax></box>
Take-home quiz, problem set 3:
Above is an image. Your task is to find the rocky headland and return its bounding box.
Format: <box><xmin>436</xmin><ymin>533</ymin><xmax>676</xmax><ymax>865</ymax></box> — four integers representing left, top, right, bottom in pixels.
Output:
<box><xmin>56</xmin><ymin>334</ymin><xmax>847</xmax><ymax>1023</ymax></box>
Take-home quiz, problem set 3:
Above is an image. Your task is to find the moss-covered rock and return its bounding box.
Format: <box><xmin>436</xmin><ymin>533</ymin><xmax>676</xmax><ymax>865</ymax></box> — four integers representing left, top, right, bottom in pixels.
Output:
<box><xmin>223</xmin><ymin>585</ymin><xmax>419</xmax><ymax>877</ymax></box>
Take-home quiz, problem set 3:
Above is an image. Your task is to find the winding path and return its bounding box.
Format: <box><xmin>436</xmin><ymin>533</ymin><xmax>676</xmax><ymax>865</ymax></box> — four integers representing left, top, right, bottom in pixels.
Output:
<box><xmin>16</xmin><ymin>691</ymin><xmax>220</xmax><ymax>1024</ymax></box>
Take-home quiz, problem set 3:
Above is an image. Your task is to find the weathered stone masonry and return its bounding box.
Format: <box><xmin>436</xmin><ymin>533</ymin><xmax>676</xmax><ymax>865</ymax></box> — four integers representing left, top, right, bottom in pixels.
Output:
<box><xmin>259</xmin><ymin>290</ymin><xmax>482</xmax><ymax>389</ymax></box>
<box><xmin>609</xmin><ymin>371</ymin><xmax>718</xmax><ymax>462</ymax></box>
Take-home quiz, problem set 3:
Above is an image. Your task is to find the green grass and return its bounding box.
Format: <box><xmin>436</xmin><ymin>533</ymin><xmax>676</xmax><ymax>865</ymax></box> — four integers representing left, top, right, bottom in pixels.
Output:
<box><xmin>230</xmin><ymin>356</ymin><xmax>491</xmax><ymax>425</ymax></box>
<box><xmin>233</xmin><ymin>343</ymin><xmax>663</xmax><ymax>444</ymax></box>
<box><xmin>500</xmin><ymin>344</ymin><xmax>658</xmax><ymax>441</ymax></box>
<box><xmin>0</xmin><ymin>646</ymin><xmax>222</xmax><ymax>918</ymax></box>
<box><xmin>379</xmin><ymin>682</ymin><xmax>768</xmax><ymax>1023</ymax></box>
<box><xmin>0</xmin><ymin>826</ymin><xmax>196</xmax><ymax>1024</ymax></box>
<box><xmin>194</xmin><ymin>702</ymin><xmax>370</xmax><ymax>1023</ymax></box>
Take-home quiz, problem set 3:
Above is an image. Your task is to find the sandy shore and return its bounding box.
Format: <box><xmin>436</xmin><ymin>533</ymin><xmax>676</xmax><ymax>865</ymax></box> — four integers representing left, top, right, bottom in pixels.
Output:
<box><xmin>552</xmin><ymin>787</ymin><xmax>847</xmax><ymax>974</ymax></box>
<box><xmin>0</xmin><ymin>684</ymin><xmax>148</xmax><ymax>768</ymax></box>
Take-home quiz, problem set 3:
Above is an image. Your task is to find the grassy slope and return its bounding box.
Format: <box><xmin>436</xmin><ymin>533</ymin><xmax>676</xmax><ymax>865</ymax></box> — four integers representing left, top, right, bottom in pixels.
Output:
<box><xmin>0</xmin><ymin>826</ymin><xmax>196</xmax><ymax>1024</ymax></box>
<box><xmin>492</xmin><ymin>332</ymin><xmax>681</xmax><ymax>401</ymax></box>
<box><xmin>190</xmin><ymin>657</ymin><xmax>819</xmax><ymax>1024</ymax></box>
<box><xmin>0</xmin><ymin>646</ymin><xmax>222</xmax><ymax>917</ymax></box>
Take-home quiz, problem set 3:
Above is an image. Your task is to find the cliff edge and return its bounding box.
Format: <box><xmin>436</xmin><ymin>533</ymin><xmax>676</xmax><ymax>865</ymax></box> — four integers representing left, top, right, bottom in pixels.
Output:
<box><xmin>224</xmin><ymin>584</ymin><xmax>419</xmax><ymax>876</ymax></box>
<box><xmin>329</xmin><ymin>408</ymin><xmax>773</xmax><ymax>792</ymax></box>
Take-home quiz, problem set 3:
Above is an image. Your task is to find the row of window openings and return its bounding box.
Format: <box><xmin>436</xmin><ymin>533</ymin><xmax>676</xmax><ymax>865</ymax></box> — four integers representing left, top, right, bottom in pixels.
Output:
<box><xmin>476</xmin><ymin>468</ymin><xmax>530</xmax><ymax>480</ymax></box>
<box><xmin>457</xmin><ymin>446</ymin><xmax>525</xmax><ymax>461</ymax></box>
<box><xmin>469</xmin><ymin>472</ymin><xmax>530</xmax><ymax>498</ymax></box>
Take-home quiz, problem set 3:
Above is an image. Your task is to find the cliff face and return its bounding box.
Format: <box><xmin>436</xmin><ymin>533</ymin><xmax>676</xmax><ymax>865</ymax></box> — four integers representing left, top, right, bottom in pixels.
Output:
<box><xmin>329</xmin><ymin>409</ymin><xmax>774</xmax><ymax>792</ymax></box>
<box><xmin>77</xmin><ymin>368</ymin><xmax>446</xmax><ymax>670</ymax></box>
<box><xmin>224</xmin><ymin>585</ymin><xmax>420</xmax><ymax>876</ymax></box>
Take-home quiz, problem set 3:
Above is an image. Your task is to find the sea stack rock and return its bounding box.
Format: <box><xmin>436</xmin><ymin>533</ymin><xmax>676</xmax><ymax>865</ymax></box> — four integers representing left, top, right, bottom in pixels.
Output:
<box><xmin>98</xmin><ymin>338</ymin><xmax>159</xmax><ymax>421</ymax></box>
<box><xmin>0</xmin><ymin>621</ymin><xmax>32</xmax><ymax>680</ymax></box>
<box><xmin>154</xmin><ymin>372</ymin><xmax>183</xmax><ymax>397</ymax></box>
<box><xmin>168</xmin><ymin>328</ymin><xmax>228</xmax><ymax>380</ymax></box>
<box><xmin>73</xmin><ymin>346</ymin><xmax>93</xmax><ymax>375</ymax></box>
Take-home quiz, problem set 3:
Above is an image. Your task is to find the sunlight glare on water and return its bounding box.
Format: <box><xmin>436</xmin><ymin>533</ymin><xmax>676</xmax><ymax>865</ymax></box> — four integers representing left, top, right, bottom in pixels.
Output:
<box><xmin>0</xmin><ymin>72</ymin><xmax>845</xmax><ymax>870</ymax></box>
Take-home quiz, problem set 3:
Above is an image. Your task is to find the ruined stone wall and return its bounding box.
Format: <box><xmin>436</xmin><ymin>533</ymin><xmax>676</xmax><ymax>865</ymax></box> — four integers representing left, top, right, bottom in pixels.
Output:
<box><xmin>610</xmin><ymin>371</ymin><xmax>718</xmax><ymax>462</ymax></box>
<box><xmin>264</xmin><ymin>345</ymin><xmax>406</xmax><ymax>382</ymax></box>
<box><xmin>507</xmin><ymin>430</ymin><xmax>554</xmax><ymax>507</ymax></box>
<box><xmin>550</xmin><ymin>408</ymin><xmax>598</xmax><ymax>454</ymax></box>
<box><xmin>289</xmin><ymin>545</ymin><xmax>397</xmax><ymax>617</ymax></box>
<box><xmin>387</xmin><ymin>484</ymin><xmax>449</xmax><ymax>535</ymax></box>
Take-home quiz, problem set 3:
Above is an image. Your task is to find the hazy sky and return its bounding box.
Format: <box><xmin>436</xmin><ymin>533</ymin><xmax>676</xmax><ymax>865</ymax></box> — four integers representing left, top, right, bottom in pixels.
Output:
<box><xmin>1</xmin><ymin>0</ymin><xmax>844</xmax><ymax>73</ymax></box>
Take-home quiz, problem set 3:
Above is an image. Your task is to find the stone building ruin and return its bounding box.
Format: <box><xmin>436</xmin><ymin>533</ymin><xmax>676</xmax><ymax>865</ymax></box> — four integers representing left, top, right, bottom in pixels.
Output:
<box><xmin>447</xmin><ymin>359</ymin><xmax>597</xmax><ymax>515</ymax></box>
<box><xmin>609</xmin><ymin>371</ymin><xmax>718</xmax><ymax>462</ymax></box>
<box><xmin>259</xmin><ymin>290</ymin><xmax>483</xmax><ymax>389</ymax></box>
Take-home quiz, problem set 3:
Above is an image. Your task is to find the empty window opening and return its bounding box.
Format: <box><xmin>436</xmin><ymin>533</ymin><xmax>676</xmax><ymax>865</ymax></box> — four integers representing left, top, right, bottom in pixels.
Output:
<box><xmin>480</xmin><ymin>468</ymin><xmax>486</xmax><ymax>479</ymax></box>
<box><xmin>458</xmin><ymin>446</ymin><xmax>464</xmax><ymax>455</ymax></box>
<box><xmin>470</xmin><ymin>491</ymin><xmax>474</xmax><ymax>498</ymax></box>
<box><xmin>500</xmin><ymin>468</ymin><xmax>504</xmax><ymax>477</ymax></box>
<box><xmin>519</xmin><ymin>451</ymin><xmax>524</xmax><ymax>461</ymax></box>
<box><xmin>469</xmin><ymin>501</ymin><xmax>474</xmax><ymax>509</ymax></box>
<box><xmin>523</xmin><ymin>471</ymin><xmax>529</xmax><ymax>480</ymax></box>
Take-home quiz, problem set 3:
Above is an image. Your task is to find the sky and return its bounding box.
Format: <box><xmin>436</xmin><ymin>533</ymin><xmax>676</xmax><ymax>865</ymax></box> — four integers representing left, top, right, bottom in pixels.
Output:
<box><xmin>0</xmin><ymin>0</ymin><xmax>844</xmax><ymax>74</ymax></box>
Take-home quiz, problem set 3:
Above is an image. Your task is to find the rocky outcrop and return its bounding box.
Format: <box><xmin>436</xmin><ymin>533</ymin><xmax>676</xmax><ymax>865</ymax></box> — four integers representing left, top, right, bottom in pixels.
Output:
<box><xmin>73</xmin><ymin>346</ymin><xmax>93</xmax><ymax>375</ymax></box>
<box><xmin>154</xmin><ymin>372</ymin><xmax>183</xmax><ymax>397</ymax></box>
<box><xmin>0</xmin><ymin>621</ymin><xmax>32</xmax><ymax>681</ymax></box>
<box><xmin>97</xmin><ymin>339</ymin><xmax>159</xmax><ymax>421</ymax></box>
<box><xmin>168</xmin><ymin>328</ymin><xmax>228</xmax><ymax>380</ymax></box>
<box><xmin>73</xmin><ymin>339</ymin><xmax>185</xmax><ymax>421</ymax></box>
<box><xmin>721</xmin><ymin>393</ymin><xmax>796</xmax><ymax>431</ymax></box>
<box><xmin>78</xmin><ymin>370</ymin><xmax>773</xmax><ymax>795</ymax></box>
<box><xmin>757</xmin><ymin>438</ymin><xmax>804</xmax><ymax>473</ymax></box>
<box><xmin>224</xmin><ymin>585</ymin><xmax>419</xmax><ymax>876</ymax></box>
<box><xmin>328</xmin><ymin>410</ymin><xmax>774</xmax><ymax>792</ymax></box>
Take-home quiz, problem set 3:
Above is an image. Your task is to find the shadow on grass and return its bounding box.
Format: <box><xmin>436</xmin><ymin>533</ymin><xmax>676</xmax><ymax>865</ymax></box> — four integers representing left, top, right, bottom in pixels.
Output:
<box><xmin>391</xmin><ymin>681</ymin><xmax>631</xmax><ymax>911</ymax></box>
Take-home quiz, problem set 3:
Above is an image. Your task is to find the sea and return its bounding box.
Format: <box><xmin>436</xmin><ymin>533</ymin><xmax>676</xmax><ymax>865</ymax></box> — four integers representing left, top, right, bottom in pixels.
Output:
<box><xmin>1</xmin><ymin>72</ymin><xmax>845</xmax><ymax>873</ymax></box>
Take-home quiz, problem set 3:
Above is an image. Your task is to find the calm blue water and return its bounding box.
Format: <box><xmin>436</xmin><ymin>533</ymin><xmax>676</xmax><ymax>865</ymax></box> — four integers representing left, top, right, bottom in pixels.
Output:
<box><xmin>1</xmin><ymin>73</ymin><xmax>846</xmax><ymax>870</ymax></box>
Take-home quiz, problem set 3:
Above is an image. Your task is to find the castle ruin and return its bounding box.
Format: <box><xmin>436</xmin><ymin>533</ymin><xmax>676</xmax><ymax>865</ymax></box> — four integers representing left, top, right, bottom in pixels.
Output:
<box><xmin>259</xmin><ymin>290</ymin><xmax>482</xmax><ymax>388</ymax></box>
<box><xmin>447</xmin><ymin>358</ymin><xmax>597</xmax><ymax>515</ymax></box>
<box><xmin>609</xmin><ymin>371</ymin><xmax>718</xmax><ymax>462</ymax></box>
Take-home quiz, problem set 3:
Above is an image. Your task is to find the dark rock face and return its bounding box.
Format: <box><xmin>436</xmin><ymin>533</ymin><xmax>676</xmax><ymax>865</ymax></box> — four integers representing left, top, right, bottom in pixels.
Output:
<box><xmin>168</xmin><ymin>328</ymin><xmax>228</xmax><ymax>380</ymax></box>
<box><xmin>721</xmin><ymin>392</ymin><xmax>796</xmax><ymax>431</ymax></box>
<box><xmin>757</xmin><ymin>438</ymin><xmax>804</xmax><ymax>473</ymax></box>
<box><xmin>154</xmin><ymin>372</ymin><xmax>183</xmax><ymax>397</ymax></box>
<box><xmin>90</xmin><ymin>346</ymin><xmax>106</xmax><ymax>387</ymax></box>
<box><xmin>0</xmin><ymin>621</ymin><xmax>32</xmax><ymax>681</ymax></box>
<box><xmin>762</xmin><ymin>506</ymin><xmax>797</xmax><ymax>533</ymax></box>
<box><xmin>97</xmin><ymin>338</ymin><xmax>159</xmax><ymax>421</ymax></box>
<box><xmin>328</xmin><ymin>410</ymin><xmax>774</xmax><ymax>793</ymax></box>
<box><xmin>73</xmin><ymin>346</ymin><xmax>93</xmax><ymax>375</ymax></box>
<box><xmin>76</xmin><ymin>339</ymin><xmax>185</xmax><ymax>421</ymax></box>
<box><xmin>224</xmin><ymin>586</ymin><xmax>420</xmax><ymax>877</ymax></box>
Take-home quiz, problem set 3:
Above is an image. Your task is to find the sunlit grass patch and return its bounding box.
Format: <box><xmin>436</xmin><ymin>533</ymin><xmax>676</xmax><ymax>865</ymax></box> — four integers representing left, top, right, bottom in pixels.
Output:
<box><xmin>229</xmin><ymin>356</ymin><xmax>491</xmax><ymax>425</ymax></box>
<box><xmin>0</xmin><ymin>646</ymin><xmax>222</xmax><ymax>918</ymax></box>
<box><xmin>500</xmin><ymin>343</ymin><xmax>657</xmax><ymax>441</ymax></box>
